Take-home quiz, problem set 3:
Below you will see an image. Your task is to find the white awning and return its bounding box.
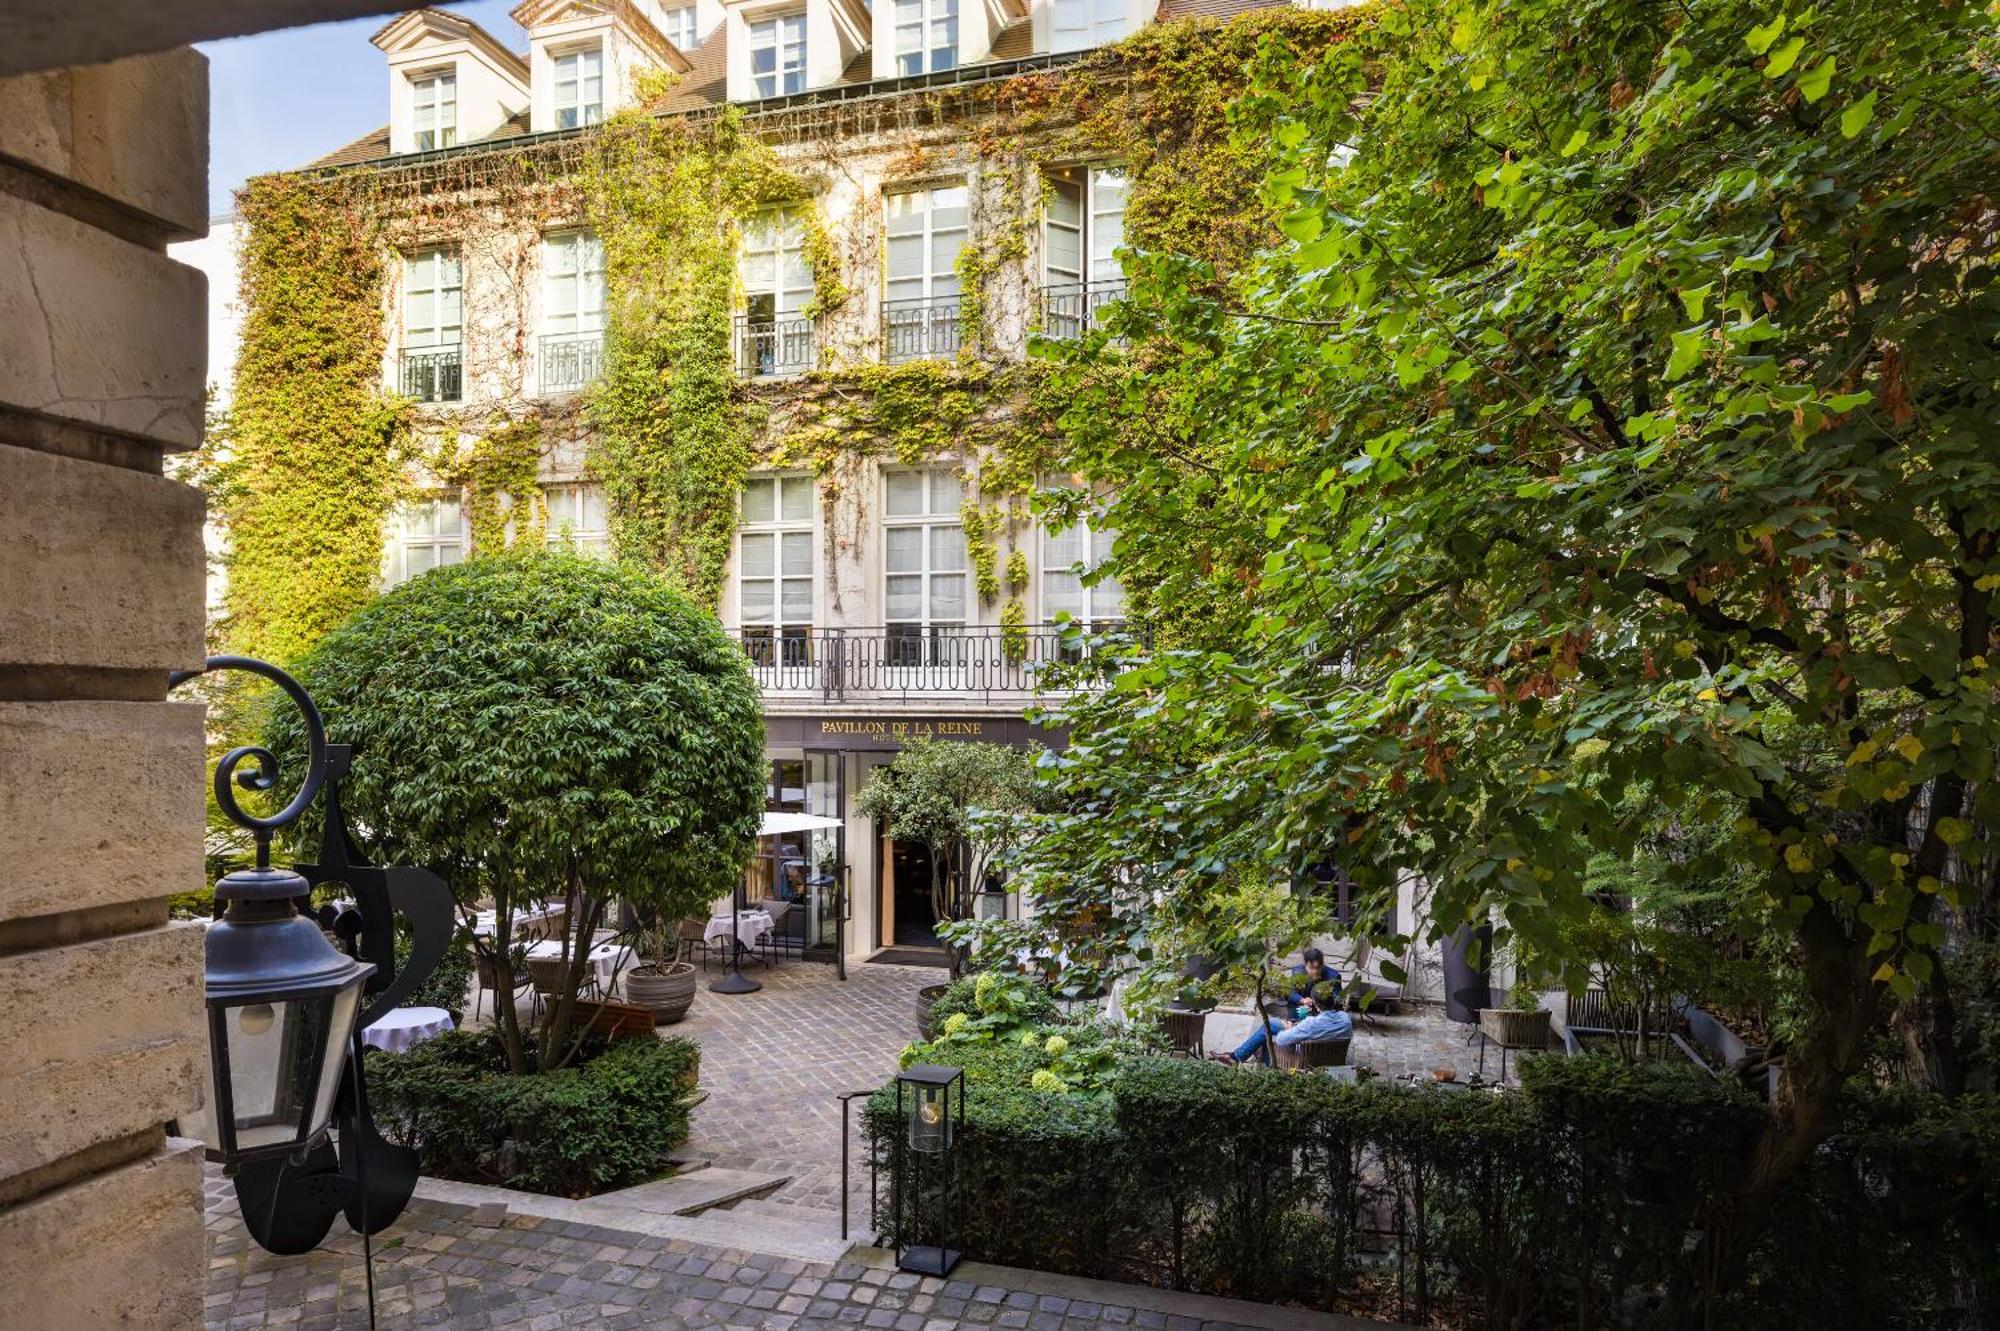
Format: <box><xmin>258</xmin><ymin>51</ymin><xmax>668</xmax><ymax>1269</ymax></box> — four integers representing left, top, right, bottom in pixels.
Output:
<box><xmin>758</xmin><ymin>811</ymin><xmax>843</xmax><ymax>838</ymax></box>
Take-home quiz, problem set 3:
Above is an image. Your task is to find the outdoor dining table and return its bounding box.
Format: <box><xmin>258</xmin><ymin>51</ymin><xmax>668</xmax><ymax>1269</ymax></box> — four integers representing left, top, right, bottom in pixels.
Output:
<box><xmin>470</xmin><ymin>901</ymin><xmax>563</xmax><ymax>939</ymax></box>
<box><xmin>361</xmin><ymin>1005</ymin><xmax>454</xmax><ymax>1054</ymax></box>
<box><xmin>521</xmin><ymin>937</ymin><xmax>631</xmax><ymax>990</ymax></box>
<box><xmin>706</xmin><ymin>909</ymin><xmax>775</xmax><ymax>953</ymax></box>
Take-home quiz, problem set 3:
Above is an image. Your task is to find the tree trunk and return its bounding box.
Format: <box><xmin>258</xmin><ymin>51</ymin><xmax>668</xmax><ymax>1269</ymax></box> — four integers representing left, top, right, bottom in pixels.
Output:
<box><xmin>1900</xmin><ymin>949</ymin><xmax>1965</xmax><ymax>1094</ymax></box>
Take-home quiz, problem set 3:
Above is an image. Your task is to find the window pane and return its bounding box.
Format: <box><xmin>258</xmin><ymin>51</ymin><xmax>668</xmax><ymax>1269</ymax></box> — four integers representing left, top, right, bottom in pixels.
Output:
<box><xmin>781</xmin><ymin>576</ymin><xmax>812</xmax><ymax>623</ymax></box>
<box><xmin>885</xmin><ymin>526</ymin><xmax>922</xmax><ymax>572</ymax></box>
<box><xmin>886</xmin><ymin>574</ymin><xmax>921</xmax><ymax>621</ymax></box>
<box><xmin>886</xmin><ymin>234</ymin><xmax>924</xmax><ymax>281</ymax></box>
<box><xmin>740</xmin><ymin>531</ymin><xmax>775</xmax><ymax>576</ymax></box>
<box><xmin>1090</xmin><ymin>526</ymin><xmax>1116</xmax><ymax>563</ymax></box>
<box><xmin>930</xmin><ymin>574</ymin><xmax>965</xmax><ymax>622</ymax></box>
<box><xmin>886</xmin><ymin>471</ymin><xmax>924</xmax><ymax>516</ymax></box>
<box><xmin>1045</xmin><ymin>524</ymin><xmax>1085</xmax><ymax>566</ymax></box>
<box><xmin>779</xmin><ymin>475</ymin><xmax>813</xmax><ymax>521</ymax></box>
<box><xmin>930</xmin><ymin>470</ymin><xmax>962</xmax><ymax>511</ymax></box>
<box><xmin>1044</xmin><ymin>570</ymin><xmax>1083</xmax><ymax>620</ymax></box>
<box><xmin>741</xmin><ymin>579</ymin><xmax>775</xmax><ymax>623</ymax></box>
<box><xmin>781</xmin><ymin>530</ymin><xmax>813</xmax><ymax>575</ymax></box>
<box><xmin>741</xmin><ymin>478</ymin><xmax>775</xmax><ymax>523</ymax></box>
<box><xmin>1095</xmin><ymin>572</ymin><xmax>1126</xmax><ymax>617</ymax></box>
<box><xmin>930</xmin><ymin>524</ymin><xmax>966</xmax><ymax>571</ymax></box>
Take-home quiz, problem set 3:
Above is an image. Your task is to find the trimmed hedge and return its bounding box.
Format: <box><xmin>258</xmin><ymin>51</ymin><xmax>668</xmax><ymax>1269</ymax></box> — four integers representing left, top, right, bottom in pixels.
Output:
<box><xmin>368</xmin><ymin>1029</ymin><xmax>699</xmax><ymax>1197</ymax></box>
<box><xmin>867</xmin><ymin>1053</ymin><xmax>1999</xmax><ymax>1327</ymax></box>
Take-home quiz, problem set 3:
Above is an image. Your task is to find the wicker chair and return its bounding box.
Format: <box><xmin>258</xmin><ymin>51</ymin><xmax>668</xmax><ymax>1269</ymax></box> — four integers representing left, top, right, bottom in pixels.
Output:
<box><xmin>1276</xmin><ymin>1036</ymin><xmax>1352</xmax><ymax>1071</ymax></box>
<box><xmin>1158</xmin><ymin>1007</ymin><xmax>1208</xmax><ymax>1058</ymax></box>
<box><xmin>472</xmin><ymin>951</ymin><xmax>532</xmax><ymax>1021</ymax></box>
<box><xmin>676</xmin><ymin>916</ymin><xmax>714</xmax><ymax>970</ymax></box>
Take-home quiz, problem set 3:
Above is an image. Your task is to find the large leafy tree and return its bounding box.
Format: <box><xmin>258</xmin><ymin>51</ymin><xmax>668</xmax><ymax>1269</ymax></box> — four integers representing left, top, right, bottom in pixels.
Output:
<box><xmin>1028</xmin><ymin>0</ymin><xmax>2000</xmax><ymax>1276</ymax></box>
<box><xmin>271</xmin><ymin>550</ymin><xmax>766</xmax><ymax>1072</ymax></box>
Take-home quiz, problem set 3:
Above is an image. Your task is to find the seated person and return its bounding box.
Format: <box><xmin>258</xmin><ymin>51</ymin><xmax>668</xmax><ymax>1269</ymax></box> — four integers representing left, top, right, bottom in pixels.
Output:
<box><xmin>1285</xmin><ymin>947</ymin><xmax>1341</xmax><ymax>1016</ymax></box>
<box><xmin>1215</xmin><ymin>985</ymin><xmax>1353</xmax><ymax>1066</ymax></box>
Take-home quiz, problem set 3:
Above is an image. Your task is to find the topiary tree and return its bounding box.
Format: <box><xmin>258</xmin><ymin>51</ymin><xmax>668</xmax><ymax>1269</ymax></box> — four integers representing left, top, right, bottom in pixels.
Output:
<box><xmin>854</xmin><ymin>737</ymin><xmax>1042</xmax><ymax>974</ymax></box>
<box><xmin>270</xmin><ymin>550</ymin><xmax>765</xmax><ymax>1073</ymax></box>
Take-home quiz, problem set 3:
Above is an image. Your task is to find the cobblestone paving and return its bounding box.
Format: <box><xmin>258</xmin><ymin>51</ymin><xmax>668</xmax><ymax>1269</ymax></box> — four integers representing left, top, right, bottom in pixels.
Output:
<box><xmin>665</xmin><ymin>958</ymin><xmax>947</xmax><ymax>1211</ymax></box>
<box><xmin>204</xmin><ymin>1183</ymin><xmax>1281</xmax><ymax>1331</ymax></box>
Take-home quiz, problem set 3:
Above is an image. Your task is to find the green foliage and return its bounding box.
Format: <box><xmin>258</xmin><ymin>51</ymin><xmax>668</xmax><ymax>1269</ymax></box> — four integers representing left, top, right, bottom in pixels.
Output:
<box><xmin>367</xmin><ymin>1029</ymin><xmax>700</xmax><ymax>1197</ymax></box>
<box><xmin>267</xmin><ymin>551</ymin><xmax>764</xmax><ymax>1071</ymax></box>
<box><xmin>220</xmin><ymin>175</ymin><xmax>406</xmax><ymax>664</ymax></box>
<box><xmin>435</xmin><ymin>418</ymin><xmax>546</xmax><ymax>555</ymax></box>
<box><xmin>396</xmin><ymin>925</ymin><xmax>477</xmax><ymax>1016</ymax></box>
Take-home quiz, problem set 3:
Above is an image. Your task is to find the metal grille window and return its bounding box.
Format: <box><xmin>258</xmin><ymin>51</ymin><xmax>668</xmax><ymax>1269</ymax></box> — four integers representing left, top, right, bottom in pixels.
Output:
<box><xmin>546</xmin><ymin>482</ymin><xmax>611</xmax><ymax>555</ymax></box>
<box><xmin>390</xmin><ymin>498</ymin><xmax>466</xmax><ymax>584</ymax></box>
<box><xmin>883</xmin><ymin>184</ymin><xmax>966</xmax><ymax>362</ymax></box>
<box><xmin>1042</xmin><ymin>514</ymin><xmax>1125</xmax><ymax>631</ymax></box>
<box><xmin>1050</xmin><ymin>0</ymin><xmax>1132</xmax><ymax>53</ymax></box>
<box><xmin>738</xmin><ymin>208</ymin><xmax>814</xmax><ymax>377</ymax></box>
<box><xmin>553</xmin><ymin>47</ymin><xmax>604</xmax><ymax>128</ymax></box>
<box><xmin>740</xmin><ymin>475</ymin><xmax>815</xmax><ymax>666</ymax></box>
<box><xmin>748</xmin><ymin>14</ymin><xmax>806</xmax><ymax>97</ymax></box>
<box><xmin>661</xmin><ymin>4</ymin><xmax>701</xmax><ymax>49</ymax></box>
<box><xmin>541</xmin><ymin>231</ymin><xmax>605</xmax><ymax>392</ymax></box>
<box><xmin>884</xmin><ymin>468</ymin><xmax>967</xmax><ymax>663</ymax></box>
<box><xmin>411</xmin><ymin>71</ymin><xmax>457</xmax><ymax>150</ymax></box>
<box><xmin>1042</xmin><ymin>165</ymin><xmax>1128</xmax><ymax>337</ymax></box>
<box><xmin>894</xmin><ymin>0</ymin><xmax>958</xmax><ymax>75</ymax></box>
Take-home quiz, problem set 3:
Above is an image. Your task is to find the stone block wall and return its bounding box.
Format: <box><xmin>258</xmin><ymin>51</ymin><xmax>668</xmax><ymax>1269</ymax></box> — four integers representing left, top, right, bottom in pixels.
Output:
<box><xmin>0</xmin><ymin>48</ymin><xmax>211</xmax><ymax>1329</ymax></box>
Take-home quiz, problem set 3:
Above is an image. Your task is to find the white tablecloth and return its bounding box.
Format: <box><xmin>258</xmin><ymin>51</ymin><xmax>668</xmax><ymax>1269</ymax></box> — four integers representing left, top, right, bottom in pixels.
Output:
<box><xmin>471</xmin><ymin>902</ymin><xmax>563</xmax><ymax>940</ymax></box>
<box><xmin>523</xmin><ymin>938</ymin><xmax>631</xmax><ymax>988</ymax></box>
<box><xmin>362</xmin><ymin>1005</ymin><xmax>454</xmax><ymax>1054</ymax></box>
<box><xmin>706</xmin><ymin>910</ymin><xmax>774</xmax><ymax>950</ymax></box>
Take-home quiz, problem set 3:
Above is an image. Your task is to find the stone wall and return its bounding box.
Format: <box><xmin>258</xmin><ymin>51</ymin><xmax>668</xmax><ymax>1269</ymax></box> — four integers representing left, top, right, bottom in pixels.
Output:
<box><xmin>0</xmin><ymin>48</ymin><xmax>211</xmax><ymax>1329</ymax></box>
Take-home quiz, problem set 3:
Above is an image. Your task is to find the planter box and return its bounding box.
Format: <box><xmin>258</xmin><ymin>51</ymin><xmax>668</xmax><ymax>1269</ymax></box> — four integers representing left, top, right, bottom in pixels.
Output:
<box><xmin>915</xmin><ymin>983</ymin><xmax>949</xmax><ymax>1040</ymax></box>
<box><xmin>1478</xmin><ymin>1007</ymin><xmax>1551</xmax><ymax>1049</ymax></box>
<box><xmin>568</xmin><ymin>998</ymin><xmax>657</xmax><ymax>1042</ymax></box>
<box><xmin>626</xmin><ymin>961</ymin><xmax>697</xmax><ymax>1025</ymax></box>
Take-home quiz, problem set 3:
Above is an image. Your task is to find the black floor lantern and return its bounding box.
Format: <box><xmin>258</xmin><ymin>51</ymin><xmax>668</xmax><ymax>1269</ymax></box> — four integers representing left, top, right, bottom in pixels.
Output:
<box><xmin>171</xmin><ymin>656</ymin><xmax>456</xmax><ymax>1324</ymax></box>
<box><xmin>893</xmin><ymin>1063</ymin><xmax>965</xmax><ymax>1276</ymax></box>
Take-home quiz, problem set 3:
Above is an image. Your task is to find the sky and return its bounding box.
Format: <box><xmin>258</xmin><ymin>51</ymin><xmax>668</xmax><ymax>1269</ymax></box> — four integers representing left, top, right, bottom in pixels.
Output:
<box><xmin>201</xmin><ymin>2</ymin><xmax>521</xmax><ymax>218</ymax></box>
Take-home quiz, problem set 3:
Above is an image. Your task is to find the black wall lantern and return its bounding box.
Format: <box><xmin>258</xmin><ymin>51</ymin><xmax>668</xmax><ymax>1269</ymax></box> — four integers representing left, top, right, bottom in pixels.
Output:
<box><xmin>892</xmin><ymin>1063</ymin><xmax>965</xmax><ymax>1276</ymax></box>
<box><xmin>170</xmin><ymin>656</ymin><xmax>455</xmax><ymax>1281</ymax></box>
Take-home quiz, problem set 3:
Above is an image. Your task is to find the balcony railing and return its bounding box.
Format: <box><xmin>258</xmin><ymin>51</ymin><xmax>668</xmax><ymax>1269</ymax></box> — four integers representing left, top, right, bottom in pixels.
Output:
<box><xmin>882</xmin><ymin>294</ymin><xmax>962</xmax><ymax>364</ymax></box>
<box><xmin>399</xmin><ymin>346</ymin><xmax>462</xmax><ymax>403</ymax></box>
<box><xmin>735</xmin><ymin>314</ymin><xmax>816</xmax><ymax>378</ymax></box>
<box><xmin>1040</xmin><ymin>278</ymin><xmax>1128</xmax><ymax>340</ymax></box>
<box><xmin>742</xmin><ymin>623</ymin><xmax>1129</xmax><ymax>701</ymax></box>
<box><xmin>539</xmin><ymin>331</ymin><xmax>605</xmax><ymax>395</ymax></box>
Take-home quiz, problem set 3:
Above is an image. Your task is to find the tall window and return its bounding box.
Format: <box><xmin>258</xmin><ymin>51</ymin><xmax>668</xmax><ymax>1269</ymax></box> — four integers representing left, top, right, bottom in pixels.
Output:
<box><xmin>894</xmin><ymin>0</ymin><xmax>958</xmax><ymax>74</ymax></box>
<box><xmin>553</xmin><ymin>46</ymin><xmax>604</xmax><ymax>128</ymax></box>
<box><xmin>402</xmin><ymin>247</ymin><xmax>462</xmax><ymax>402</ymax></box>
<box><xmin>748</xmin><ymin>14</ymin><xmax>807</xmax><ymax>97</ymax></box>
<box><xmin>1042</xmin><ymin>165</ymin><xmax>1128</xmax><ymax>337</ymax></box>
<box><xmin>543</xmin><ymin>232</ymin><xmax>605</xmax><ymax>334</ymax></box>
<box><xmin>546</xmin><ymin>482</ymin><xmax>611</xmax><ymax>554</ymax></box>
<box><xmin>390</xmin><ymin>498</ymin><xmax>466</xmax><ymax>584</ymax></box>
<box><xmin>411</xmin><ymin>71</ymin><xmax>457</xmax><ymax>150</ymax></box>
<box><xmin>884</xmin><ymin>468</ymin><xmax>966</xmax><ymax>662</ymax></box>
<box><xmin>1050</xmin><ymin>0</ymin><xmax>1132</xmax><ymax>53</ymax></box>
<box><xmin>739</xmin><ymin>207</ymin><xmax>814</xmax><ymax>376</ymax></box>
<box><xmin>739</xmin><ymin>474</ymin><xmax>815</xmax><ymax>665</ymax></box>
<box><xmin>883</xmin><ymin>184</ymin><xmax>967</xmax><ymax>361</ymax></box>
<box><xmin>661</xmin><ymin>4</ymin><xmax>702</xmax><ymax>49</ymax></box>
<box><xmin>1042</xmin><ymin>515</ymin><xmax>1125</xmax><ymax>631</ymax></box>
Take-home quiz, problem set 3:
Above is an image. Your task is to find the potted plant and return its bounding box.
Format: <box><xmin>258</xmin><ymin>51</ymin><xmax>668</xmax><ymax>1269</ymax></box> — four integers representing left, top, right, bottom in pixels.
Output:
<box><xmin>624</xmin><ymin>926</ymin><xmax>699</xmax><ymax>1025</ymax></box>
<box><xmin>1479</xmin><ymin>977</ymin><xmax>1552</xmax><ymax>1048</ymax></box>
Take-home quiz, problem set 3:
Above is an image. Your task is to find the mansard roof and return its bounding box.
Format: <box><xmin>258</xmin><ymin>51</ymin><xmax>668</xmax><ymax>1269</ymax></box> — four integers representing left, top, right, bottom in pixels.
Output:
<box><xmin>370</xmin><ymin>8</ymin><xmax>532</xmax><ymax>80</ymax></box>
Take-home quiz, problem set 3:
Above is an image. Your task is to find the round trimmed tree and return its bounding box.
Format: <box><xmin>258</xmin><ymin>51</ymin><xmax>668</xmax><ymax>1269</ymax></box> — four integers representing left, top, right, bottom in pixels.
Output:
<box><xmin>271</xmin><ymin>549</ymin><xmax>765</xmax><ymax>1071</ymax></box>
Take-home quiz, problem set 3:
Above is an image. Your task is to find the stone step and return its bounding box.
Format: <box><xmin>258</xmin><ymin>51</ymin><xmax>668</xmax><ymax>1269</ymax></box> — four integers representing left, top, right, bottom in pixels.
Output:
<box><xmin>722</xmin><ymin>1197</ymin><xmax>845</xmax><ymax>1230</ymax></box>
<box><xmin>677</xmin><ymin>1203</ymin><xmax>853</xmax><ymax>1263</ymax></box>
<box><xmin>594</xmin><ymin>1165</ymin><xmax>790</xmax><ymax>1217</ymax></box>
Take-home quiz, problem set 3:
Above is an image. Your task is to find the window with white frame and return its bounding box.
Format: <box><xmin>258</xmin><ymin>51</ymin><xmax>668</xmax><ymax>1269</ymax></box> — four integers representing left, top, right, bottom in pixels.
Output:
<box><xmin>660</xmin><ymin>4</ymin><xmax>702</xmax><ymax>49</ymax></box>
<box><xmin>1042</xmin><ymin>165</ymin><xmax>1127</xmax><ymax>336</ymax></box>
<box><xmin>739</xmin><ymin>208</ymin><xmax>814</xmax><ymax>376</ymax></box>
<box><xmin>404</xmin><ymin>247</ymin><xmax>462</xmax><ymax>348</ymax></box>
<box><xmin>894</xmin><ymin>0</ymin><xmax>958</xmax><ymax>74</ymax></box>
<box><xmin>411</xmin><ymin>71</ymin><xmax>457</xmax><ymax>150</ymax></box>
<box><xmin>884</xmin><ymin>468</ymin><xmax>967</xmax><ymax>663</ymax></box>
<box><xmin>553</xmin><ymin>46</ymin><xmax>605</xmax><ymax>128</ymax></box>
<box><xmin>748</xmin><ymin>14</ymin><xmax>807</xmax><ymax>97</ymax></box>
<box><xmin>1041</xmin><ymin>513</ymin><xmax>1125</xmax><ymax>631</ymax></box>
<box><xmin>1050</xmin><ymin>0</ymin><xmax>1132</xmax><ymax>53</ymax></box>
<box><xmin>739</xmin><ymin>474</ymin><xmax>815</xmax><ymax>666</ymax></box>
<box><xmin>546</xmin><ymin>482</ymin><xmax>611</xmax><ymax>554</ymax></box>
<box><xmin>883</xmin><ymin>184</ymin><xmax>968</xmax><ymax>361</ymax></box>
<box><xmin>390</xmin><ymin>498</ymin><xmax>466</xmax><ymax>583</ymax></box>
<box><xmin>542</xmin><ymin>232</ymin><xmax>605</xmax><ymax>391</ymax></box>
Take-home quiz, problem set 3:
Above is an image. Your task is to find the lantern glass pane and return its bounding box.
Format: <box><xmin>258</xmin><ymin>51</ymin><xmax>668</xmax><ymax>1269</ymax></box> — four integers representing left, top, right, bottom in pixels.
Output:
<box><xmin>307</xmin><ymin>983</ymin><xmax>363</xmax><ymax>1141</ymax></box>
<box><xmin>907</xmin><ymin>1083</ymin><xmax>950</xmax><ymax>1153</ymax></box>
<box><xmin>223</xmin><ymin>994</ymin><xmax>325</xmax><ymax>1150</ymax></box>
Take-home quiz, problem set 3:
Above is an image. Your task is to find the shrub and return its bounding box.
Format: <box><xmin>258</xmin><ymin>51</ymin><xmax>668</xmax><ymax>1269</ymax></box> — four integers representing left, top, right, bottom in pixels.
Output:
<box><xmin>397</xmin><ymin>925</ymin><xmax>476</xmax><ymax>1015</ymax></box>
<box><xmin>367</xmin><ymin>1029</ymin><xmax>700</xmax><ymax>1197</ymax></box>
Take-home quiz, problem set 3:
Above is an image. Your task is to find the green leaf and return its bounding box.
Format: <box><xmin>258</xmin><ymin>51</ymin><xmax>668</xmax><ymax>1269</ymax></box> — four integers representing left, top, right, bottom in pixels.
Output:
<box><xmin>1764</xmin><ymin>36</ymin><xmax>1806</xmax><ymax>78</ymax></box>
<box><xmin>1936</xmin><ymin>816</ymin><xmax>1972</xmax><ymax>846</ymax></box>
<box><xmin>1666</xmin><ymin>326</ymin><xmax>1708</xmax><ymax>381</ymax></box>
<box><xmin>1745</xmin><ymin>15</ymin><xmax>1786</xmax><ymax>55</ymax></box>
<box><xmin>1797</xmin><ymin>56</ymin><xmax>1836</xmax><ymax>103</ymax></box>
<box><xmin>1561</xmin><ymin>129</ymin><xmax>1589</xmax><ymax>157</ymax></box>
<box><xmin>1679</xmin><ymin>283</ymin><xmax>1714</xmax><ymax>321</ymax></box>
<box><xmin>1840</xmin><ymin>90</ymin><xmax>1878</xmax><ymax>138</ymax></box>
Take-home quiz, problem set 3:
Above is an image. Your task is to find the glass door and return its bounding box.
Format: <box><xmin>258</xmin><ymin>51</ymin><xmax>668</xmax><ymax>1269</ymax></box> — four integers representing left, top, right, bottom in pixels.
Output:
<box><xmin>804</xmin><ymin>750</ymin><xmax>845</xmax><ymax>952</ymax></box>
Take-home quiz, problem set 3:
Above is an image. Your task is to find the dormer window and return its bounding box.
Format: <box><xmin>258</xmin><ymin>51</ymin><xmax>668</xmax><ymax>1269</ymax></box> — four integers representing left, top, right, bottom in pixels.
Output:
<box><xmin>1050</xmin><ymin>0</ymin><xmax>1131</xmax><ymax>53</ymax></box>
<box><xmin>661</xmin><ymin>4</ymin><xmax>702</xmax><ymax>50</ymax></box>
<box><xmin>554</xmin><ymin>46</ymin><xmax>605</xmax><ymax>128</ymax></box>
<box><xmin>894</xmin><ymin>0</ymin><xmax>958</xmax><ymax>74</ymax></box>
<box><xmin>748</xmin><ymin>14</ymin><xmax>807</xmax><ymax>97</ymax></box>
<box><xmin>411</xmin><ymin>71</ymin><xmax>457</xmax><ymax>150</ymax></box>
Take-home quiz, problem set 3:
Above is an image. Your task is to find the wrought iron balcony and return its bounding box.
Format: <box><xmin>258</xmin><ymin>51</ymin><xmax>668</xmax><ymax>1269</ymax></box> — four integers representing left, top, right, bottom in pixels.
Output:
<box><xmin>742</xmin><ymin>623</ymin><xmax>1130</xmax><ymax>702</ymax></box>
<box><xmin>1040</xmin><ymin>278</ymin><xmax>1128</xmax><ymax>340</ymax></box>
<box><xmin>882</xmin><ymin>294</ymin><xmax>963</xmax><ymax>364</ymax></box>
<box><xmin>399</xmin><ymin>346</ymin><xmax>462</xmax><ymax>403</ymax></box>
<box><xmin>539</xmin><ymin>331</ymin><xmax>605</xmax><ymax>395</ymax></box>
<box><xmin>735</xmin><ymin>314</ymin><xmax>816</xmax><ymax>378</ymax></box>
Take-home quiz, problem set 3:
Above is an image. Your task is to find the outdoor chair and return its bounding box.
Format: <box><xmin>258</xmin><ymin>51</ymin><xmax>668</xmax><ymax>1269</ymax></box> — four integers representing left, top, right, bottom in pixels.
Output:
<box><xmin>472</xmin><ymin>950</ymin><xmax>532</xmax><ymax>1021</ymax></box>
<box><xmin>1275</xmin><ymin>1036</ymin><xmax>1351</xmax><ymax>1071</ymax></box>
<box><xmin>755</xmin><ymin>898</ymin><xmax>808</xmax><ymax>960</ymax></box>
<box><xmin>1158</xmin><ymin>1007</ymin><xmax>1207</xmax><ymax>1058</ymax></box>
<box><xmin>676</xmin><ymin>916</ymin><xmax>714</xmax><ymax>971</ymax></box>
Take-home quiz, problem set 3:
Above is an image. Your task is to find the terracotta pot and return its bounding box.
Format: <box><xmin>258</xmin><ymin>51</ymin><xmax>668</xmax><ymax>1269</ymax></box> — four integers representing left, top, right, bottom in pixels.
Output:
<box><xmin>626</xmin><ymin>961</ymin><xmax>698</xmax><ymax>1025</ymax></box>
<box><xmin>1478</xmin><ymin>1007</ymin><xmax>1552</xmax><ymax>1049</ymax></box>
<box><xmin>915</xmin><ymin>982</ymin><xmax>950</xmax><ymax>1039</ymax></box>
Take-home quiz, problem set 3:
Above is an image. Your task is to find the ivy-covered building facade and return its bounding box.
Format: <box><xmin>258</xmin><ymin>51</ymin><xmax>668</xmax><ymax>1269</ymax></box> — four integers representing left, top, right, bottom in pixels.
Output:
<box><xmin>222</xmin><ymin>0</ymin><xmax>1366</xmax><ymax>965</ymax></box>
